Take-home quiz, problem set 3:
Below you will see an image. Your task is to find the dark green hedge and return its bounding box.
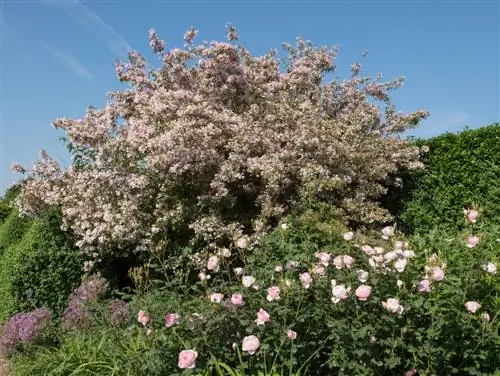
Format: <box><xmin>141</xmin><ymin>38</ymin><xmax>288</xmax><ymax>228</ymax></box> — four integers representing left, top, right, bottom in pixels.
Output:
<box><xmin>383</xmin><ymin>123</ymin><xmax>500</xmax><ymax>234</ymax></box>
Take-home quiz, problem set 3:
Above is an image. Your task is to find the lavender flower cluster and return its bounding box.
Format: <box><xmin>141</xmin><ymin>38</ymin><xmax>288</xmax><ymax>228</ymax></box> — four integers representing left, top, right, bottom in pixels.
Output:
<box><xmin>0</xmin><ymin>308</ymin><xmax>52</xmax><ymax>355</ymax></box>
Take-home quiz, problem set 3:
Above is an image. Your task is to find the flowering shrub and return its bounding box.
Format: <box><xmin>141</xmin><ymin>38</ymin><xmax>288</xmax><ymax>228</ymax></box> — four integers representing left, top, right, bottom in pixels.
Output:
<box><xmin>13</xmin><ymin>25</ymin><xmax>427</xmax><ymax>263</ymax></box>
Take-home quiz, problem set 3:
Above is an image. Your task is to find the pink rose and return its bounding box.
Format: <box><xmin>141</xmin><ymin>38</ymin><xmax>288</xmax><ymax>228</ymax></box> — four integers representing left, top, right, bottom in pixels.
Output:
<box><xmin>331</xmin><ymin>282</ymin><xmax>349</xmax><ymax>303</ymax></box>
<box><xmin>236</xmin><ymin>236</ymin><xmax>249</xmax><ymax>249</ymax></box>
<box><xmin>178</xmin><ymin>349</ymin><xmax>197</xmax><ymax>369</ymax></box>
<box><xmin>381</xmin><ymin>225</ymin><xmax>394</xmax><ymax>240</ymax></box>
<box><xmin>165</xmin><ymin>313</ymin><xmax>180</xmax><ymax>328</ymax></box>
<box><xmin>333</xmin><ymin>256</ymin><xmax>344</xmax><ymax>269</ymax></box>
<box><xmin>255</xmin><ymin>308</ymin><xmax>270</xmax><ymax>325</ymax></box>
<box><xmin>210</xmin><ymin>293</ymin><xmax>224</xmax><ymax>303</ymax></box>
<box><xmin>343</xmin><ymin>231</ymin><xmax>354</xmax><ymax>241</ymax></box>
<box><xmin>231</xmin><ymin>293</ymin><xmax>244</xmax><ymax>306</ymax></box>
<box><xmin>356</xmin><ymin>269</ymin><xmax>369</xmax><ymax>282</ymax></box>
<box><xmin>481</xmin><ymin>312</ymin><xmax>490</xmax><ymax>322</ymax></box>
<box><xmin>266</xmin><ymin>286</ymin><xmax>281</xmax><ymax>301</ymax></box>
<box><xmin>343</xmin><ymin>255</ymin><xmax>355</xmax><ymax>268</ymax></box>
<box><xmin>137</xmin><ymin>310</ymin><xmax>150</xmax><ymax>326</ymax></box>
<box><xmin>299</xmin><ymin>272</ymin><xmax>313</xmax><ymax>289</ymax></box>
<box><xmin>315</xmin><ymin>252</ymin><xmax>331</xmax><ymax>266</ymax></box>
<box><xmin>206</xmin><ymin>255</ymin><xmax>220</xmax><ymax>272</ymax></box>
<box><xmin>312</xmin><ymin>264</ymin><xmax>326</xmax><ymax>276</ymax></box>
<box><xmin>355</xmin><ymin>285</ymin><xmax>372</xmax><ymax>301</ymax></box>
<box><xmin>430</xmin><ymin>267</ymin><xmax>445</xmax><ymax>281</ymax></box>
<box><xmin>242</xmin><ymin>275</ymin><xmax>256</xmax><ymax>287</ymax></box>
<box><xmin>382</xmin><ymin>298</ymin><xmax>404</xmax><ymax>315</ymax></box>
<box><xmin>466</xmin><ymin>235</ymin><xmax>480</xmax><ymax>248</ymax></box>
<box><xmin>465</xmin><ymin>301</ymin><xmax>481</xmax><ymax>313</ymax></box>
<box><xmin>242</xmin><ymin>335</ymin><xmax>260</xmax><ymax>354</ymax></box>
<box><xmin>286</xmin><ymin>329</ymin><xmax>297</xmax><ymax>340</ymax></box>
<box><xmin>465</xmin><ymin>208</ymin><xmax>478</xmax><ymax>223</ymax></box>
<box><xmin>418</xmin><ymin>279</ymin><xmax>432</xmax><ymax>293</ymax></box>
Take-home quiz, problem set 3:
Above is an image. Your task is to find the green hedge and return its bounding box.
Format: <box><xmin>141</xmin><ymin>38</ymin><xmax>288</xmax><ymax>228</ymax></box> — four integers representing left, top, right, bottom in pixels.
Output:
<box><xmin>0</xmin><ymin>209</ymin><xmax>32</xmax><ymax>257</ymax></box>
<box><xmin>383</xmin><ymin>123</ymin><xmax>500</xmax><ymax>234</ymax></box>
<box><xmin>0</xmin><ymin>210</ymin><xmax>84</xmax><ymax>322</ymax></box>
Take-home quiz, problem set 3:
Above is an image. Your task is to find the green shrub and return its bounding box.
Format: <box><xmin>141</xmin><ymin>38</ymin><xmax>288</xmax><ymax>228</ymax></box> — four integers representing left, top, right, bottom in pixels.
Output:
<box><xmin>0</xmin><ymin>210</ymin><xmax>32</xmax><ymax>257</ymax></box>
<box><xmin>383</xmin><ymin>123</ymin><xmax>500</xmax><ymax>234</ymax></box>
<box><xmin>0</xmin><ymin>210</ymin><xmax>84</xmax><ymax>322</ymax></box>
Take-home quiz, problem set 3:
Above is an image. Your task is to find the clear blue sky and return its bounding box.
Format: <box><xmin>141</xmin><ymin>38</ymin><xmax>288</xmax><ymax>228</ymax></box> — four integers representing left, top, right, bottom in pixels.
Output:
<box><xmin>1</xmin><ymin>0</ymin><xmax>499</xmax><ymax>194</ymax></box>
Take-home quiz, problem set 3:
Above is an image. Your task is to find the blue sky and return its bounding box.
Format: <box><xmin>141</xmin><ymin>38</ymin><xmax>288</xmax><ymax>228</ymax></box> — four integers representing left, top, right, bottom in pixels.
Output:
<box><xmin>1</xmin><ymin>0</ymin><xmax>499</xmax><ymax>194</ymax></box>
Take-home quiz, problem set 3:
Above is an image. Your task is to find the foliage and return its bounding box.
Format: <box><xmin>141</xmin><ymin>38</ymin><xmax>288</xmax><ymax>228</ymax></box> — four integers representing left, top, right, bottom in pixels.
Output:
<box><xmin>0</xmin><ymin>210</ymin><xmax>84</xmax><ymax>322</ymax></box>
<box><xmin>0</xmin><ymin>209</ymin><xmax>32</xmax><ymax>257</ymax></box>
<box><xmin>13</xmin><ymin>25</ymin><xmax>427</xmax><ymax>264</ymax></box>
<box><xmin>383</xmin><ymin>123</ymin><xmax>500</xmax><ymax>234</ymax></box>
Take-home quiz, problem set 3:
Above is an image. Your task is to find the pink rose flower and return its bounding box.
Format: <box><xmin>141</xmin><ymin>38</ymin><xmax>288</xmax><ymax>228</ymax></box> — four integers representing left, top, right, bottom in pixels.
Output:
<box><xmin>178</xmin><ymin>349</ymin><xmax>197</xmax><ymax>369</ymax></box>
<box><xmin>482</xmin><ymin>262</ymin><xmax>497</xmax><ymax>275</ymax></box>
<box><xmin>236</xmin><ymin>236</ymin><xmax>249</xmax><ymax>249</ymax></box>
<box><xmin>331</xmin><ymin>282</ymin><xmax>349</xmax><ymax>303</ymax></box>
<box><xmin>210</xmin><ymin>293</ymin><xmax>224</xmax><ymax>303</ymax></box>
<box><xmin>356</xmin><ymin>269</ymin><xmax>369</xmax><ymax>282</ymax></box>
<box><xmin>242</xmin><ymin>275</ymin><xmax>256</xmax><ymax>287</ymax></box>
<box><xmin>286</xmin><ymin>329</ymin><xmax>297</xmax><ymax>340</ymax></box>
<box><xmin>465</xmin><ymin>301</ymin><xmax>481</xmax><ymax>313</ymax></box>
<box><xmin>418</xmin><ymin>279</ymin><xmax>431</xmax><ymax>293</ymax></box>
<box><xmin>382</xmin><ymin>298</ymin><xmax>404</xmax><ymax>315</ymax></box>
<box><xmin>343</xmin><ymin>231</ymin><xmax>354</xmax><ymax>241</ymax></box>
<box><xmin>299</xmin><ymin>272</ymin><xmax>313</xmax><ymax>289</ymax></box>
<box><xmin>255</xmin><ymin>308</ymin><xmax>271</xmax><ymax>325</ymax></box>
<box><xmin>355</xmin><ymin>285</ymin><xmax>372</xmax><ymax>301</ymax></box>
<box><xmin>231</xmin><ymin>293</ymin><xmax>244</xmax><ymax>306</ymax></box>
<box><xmin>315</xmin><ymin>252</ymin><xmax>331</xmax><ymax>266</ymax></box>
<box><xmin>206</xmin><ymin>255</ymin><xmax>220</xmax><ymax>272</ymax></box>
<box><xmin>137</xmin><ymin>310</ymin><xmax>150</xmax><ymax>326</ymax></box>
<box><xmin>312</xmin><ymin>264</ymin><xmax>326</xmax><ymax>276</ymax></box>
<box><xmin>464</xmin><ymin>208</ymin><xmax>479</xmax><ymax>223</ymax></box>
<box><xmin>343</xmin><ymin>255</ymin><xmax>355</xmax><ymax>268</ymax></box>
<box><xmin>242</xmin><ymin>335</ymin><xmax>260</xmax><ymax>354</ymax></box>
<box><xmin>481</xmin><ymin>312</ymin><xmax>490</xmax><ymax>322</ymax></box>
<box><xmin>266</xmin><ymin>286</ymin><xmax>281</xmax><ymax>301</ymax></box>
<box><xmin>430</xmin><ymin>267</ymin><xmax>445</xmax><ymax>281</ymax></box>
<box><xmin>165</xmin><ymin>313</ymin><xmax>180</xmax><ymax>328</ymax></box>
<box><xmin>466</xmin><ymin>235</ymin><xmax>480</xmax><ymax>248</ymax></box>
<box><xmin>381</xmin><ymin>226</ymin><xmax>394</xmax><ymax>240</ymax></box>
<box><xmin>333</xmin><ymin>256</ymin><xmax>344</xmax><ymax>269</ymax></box>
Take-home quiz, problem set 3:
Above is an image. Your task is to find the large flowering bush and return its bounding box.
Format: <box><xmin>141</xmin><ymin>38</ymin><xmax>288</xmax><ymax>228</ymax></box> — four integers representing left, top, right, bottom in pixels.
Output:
<box><xmin>13</xmin><ymin>25</ymin><xmax>427</xmax><ymax>263</ymax></box>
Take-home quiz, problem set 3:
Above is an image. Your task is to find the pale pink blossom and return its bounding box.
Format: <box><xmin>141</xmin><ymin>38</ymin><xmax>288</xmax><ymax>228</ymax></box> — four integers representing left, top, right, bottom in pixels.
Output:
<box><xmin>210</xmin><ymin>293</ymin><xmax>224</xmax><ymax>303</ymax></box>
<box><xmin>355</xmin><ymin>285</ymin><xmax>372</xmax><ymax>301</ymax></box>
<box><xmin>384</xmin><ymin>251</ymin><xmax>398</xmax><ymax>262</ymax></box>
<box><xmin>178</xmin><ymin>349</ymin><xmax>197</xmax><ymax>369</ymax></box>
<box><xmin>165</xmin><ymin>313</ymin><xmax>181</xmax><ymax>327</ymax></box>
<box><xmin>234</xmin><ymin>267</ymin><xmax>244</xmax><ymax>276</ymax></box>
<box><xmin>356</xmin><ymin>269</ymin><xmax>369</xmax><ymax>282</ymax></box>
<box><xmin>242</xmin><ymin>275</ymin><xmax>256</xmax><ymax>287</ymax></box>
<box><xmin>266</xmin><ymin>286</ymin><xmax>281</xmax><ymax>301</ymax></box>
<box><xmin>396</xmin><ymin>279</ymin><xmax>404</xmax><ymax>289</ymax></box>
<box><xmin>236</xmin><ymin>236</ymin><xmax>249</xmax><ymax>249</ymax></box>
<box><xmin>394</xmin><ymin>258</ymin><xmax>407</xmax><ymax>272</ymax></box>
<box><xmin>198</xmin><ymin>272</ymin><xmax>210</xmax><ymax>281</ymax></box>
<box><xmin>482</xmin><ymin>262</ymin><xmax>497</xmax><ymax>275</ymax></box>
<box><xmin>331</xmin><ymin>283</ymin><xmax>349</xmax><ymax>303</ymax></box>
<box><xmin>430</xmin><ymin>267</ymin><xmax>445</xmax><ymax>281</ymax></box>
<box><xmin>403</xmin><ymin>250</ymin><xmax>415</xmax><ymax>259</ymax></box>
<box><xmin>481</xmin><ymin>312</ymin><xmax>490</xmax><ymax>322</ymax></box>
<box><xmin>333</xmin><ymin>256</ymin><xmax>344</xmax><ymax>269</ymax></box>
<box><xmin>242</xmin><ymin>335</ymin><xmax>260</xmax><ymax>354</ymax></box>
<box><xmin>394</xmin><ymin>241</ymin><xmax>403</xmax><ymax>250</ymax></box>
<box><xmin>274</xmin><ymin>265</ymin><xmax>283</xmax><ymax>272</ymax></box>
<box><xmin>286</xmin><ymin>330</ymin><xmax>297</xmax><ymax>340</ymax></box>
<box><xmin>312</xmin><ymin>264</ymin><xmax>326</xmax><ymax>276</ymax></box>
<box><xmin>343</xmin><ymin>231</ymin><xmax>354</xmax><ymax>241</ymax></box>
<box><xmin>315</xmin><ymin>252</ymin><xmax>331</xmax><ymax>266</ymax></box>
<box><xmin>465</xmin><ymin>301</ymin><xmax>481</xmax><ymax>313</ymax></box>
<box><xmin>206</xmin><ymin>255</ymin><xmax>220</xmax><ymax>271</ymax></box>
<box><xmin>466</xmin><ymin>235</ymin><xmax>480</xmax><ymax>248</ymax></box>
<box><xmin>361</xmin><ymin>245</ymin><xmax>374</xmax><ymax>255</ymax></box>
<box><xmin>418</xmin><ymin>279</ymin><xmax>431</xmax><ymax>293</ymax></box>
<box><xmin>231</xmin><ymin>293</ymin><xmax>244</xmax><ymax>306</ymax></box>
<box><xmin>381</xmin><ymin>226</ymin><xmax>394</xmax><ymax>240</ymax></box>
<box><xmin>255</xmin><ymin>308</ymin><xmax>271</xmax><ymax>325</ymax></box>
<box><xmin>382</xmin><ymin>298</ymin><xmax>404</xmax><ymax>315</ymax></box>
<box><xmin>299</xmin><ymin>272</ymin><xmax>313</xmax><ymax>289</ymax></box>
<box><xmin>280</xmin><ymin>223</ymin><xmax>288</xmax><ymax>230</ymax></box>
<box><xmin>464</xmin><ymin>208</ymin><xmax>479</xmax><ymax>223</ymax></box>
<box><xmin>343</xmin><ymin>255</ymin><xmax>355</xmax><ymax>268</ymax></box>
<box><xmin>219</xmin><ymin>248</ymin><xmax>231</xmax><ymax>258</ymax></box>
<box><xmin>137</xmin><ymin>310</ymin><xmax>150</xmax><ymax>326</ymax></box>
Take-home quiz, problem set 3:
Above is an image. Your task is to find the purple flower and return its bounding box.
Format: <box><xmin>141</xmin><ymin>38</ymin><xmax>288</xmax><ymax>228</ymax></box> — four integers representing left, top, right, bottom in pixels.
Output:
<box><xmin>0</xmin><ymin>308</ymin><xmax>52</xmax><ymax>354</ymax></box>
